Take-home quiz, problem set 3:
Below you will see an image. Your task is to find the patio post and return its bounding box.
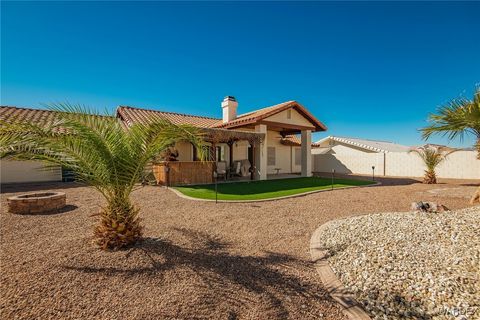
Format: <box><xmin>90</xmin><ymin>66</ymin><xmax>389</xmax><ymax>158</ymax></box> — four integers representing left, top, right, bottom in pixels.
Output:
<box><xmin>250</xmin><ymin>142</ymin><xmax>256</xmax><ymax>180</ymax></box>
<box><xmin>301</xmin><ymin>129</ymin><xmax>312</xmax><ymax>177</ymax></box>
<box><xmin>227</xmin><ymin>140</ymin><xmax>234</xmax><ymax>170</ymax></box>
<box><xmin>212</xmin><ymin>142</ymin><xmax>217</xmax><ymax>181</ymax></box>
<box><xmin>255</xmin><ymin>124</ymin><xmax>267</xmax><ymax>180</ymax></box>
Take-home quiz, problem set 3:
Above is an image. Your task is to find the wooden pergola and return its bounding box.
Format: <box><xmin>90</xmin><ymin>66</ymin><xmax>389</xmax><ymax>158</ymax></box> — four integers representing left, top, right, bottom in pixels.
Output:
<box><xmin>201</xmin><ymin>128</ymin><xmax>265</xmax><ymax>180</ymax></box>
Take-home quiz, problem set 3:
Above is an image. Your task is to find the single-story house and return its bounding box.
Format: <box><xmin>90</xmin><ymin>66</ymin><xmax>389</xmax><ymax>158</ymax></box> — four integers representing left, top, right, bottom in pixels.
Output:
<box><xmin>0</xmin><ymin>97</ymin><xmax>327</xmax><ymax>184</ymax></box>
<box><xmin>0</xmin><ymin>107</ymin><xmax>64</xmax><ymax>184</ymax></box>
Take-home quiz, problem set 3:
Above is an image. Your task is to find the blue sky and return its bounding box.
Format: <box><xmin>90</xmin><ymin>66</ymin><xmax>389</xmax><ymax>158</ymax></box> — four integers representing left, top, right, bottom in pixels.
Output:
<box><xmin>2</xmin><ymin>1</ymin><xmax>479</xmax><ymax>147</ymax></box>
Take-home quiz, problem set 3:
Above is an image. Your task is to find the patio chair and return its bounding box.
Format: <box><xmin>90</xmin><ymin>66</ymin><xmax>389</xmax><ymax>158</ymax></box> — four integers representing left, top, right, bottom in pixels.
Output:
<box><xmin>240</xmin><ymin>159</ymin><xmax>251</xmax><ymax>177</ymax></box>
<box><xmin>230</xmin><ymin>161</ymin><xmax>242</xmax><ymax>177</ymax></box>
<box><xmin>216</xmin><ymin>161</ymin><xmax>227</xmax><ymax>181</ymax></box>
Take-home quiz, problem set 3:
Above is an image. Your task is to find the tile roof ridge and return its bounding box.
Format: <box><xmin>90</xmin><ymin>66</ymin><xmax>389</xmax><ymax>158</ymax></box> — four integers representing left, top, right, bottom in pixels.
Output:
<box><xmin>0</xmin><ymin>105</ymin><xmax>54</xmax><ymax>112</ymax></box>
<box><xmin>333</xmin><ymin>135</ymin><xmax>398</xmax><ymax>144</ymax></box>
<box><xmin>117</xmin><ymin>105</ymin><xmax>221</xmax><ymax>120</ymax></box>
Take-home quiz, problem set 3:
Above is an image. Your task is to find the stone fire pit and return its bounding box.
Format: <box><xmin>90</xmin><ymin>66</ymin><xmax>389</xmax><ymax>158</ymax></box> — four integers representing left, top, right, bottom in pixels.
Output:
<box><xmin>7</xmin><ymin>192</ymin><xmax>66</xmax><ymax>214</ymax></box>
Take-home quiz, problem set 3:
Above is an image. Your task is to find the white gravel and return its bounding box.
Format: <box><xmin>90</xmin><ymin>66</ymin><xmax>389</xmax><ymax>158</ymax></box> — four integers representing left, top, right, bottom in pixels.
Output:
<box><xmin>317</xmin><ymin>206</ymin><xmax>480</xmax><ymax>320</ymax></box>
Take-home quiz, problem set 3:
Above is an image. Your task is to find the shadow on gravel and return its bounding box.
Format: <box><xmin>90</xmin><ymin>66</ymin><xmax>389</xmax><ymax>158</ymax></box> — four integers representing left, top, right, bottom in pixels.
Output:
<box><xmin>1</xmin><ymin>182</ymin><xmax>85</xmax><ymax>194</ymax></box>
<box><xmin>314</xmin><ymin>173</ymin><xmax>420</xmax><ymax>187</ymax></box>
<box><xmin>63</xmin><ymin>229</ymin><xmax>332</xmax><ymax>319</ymax></box>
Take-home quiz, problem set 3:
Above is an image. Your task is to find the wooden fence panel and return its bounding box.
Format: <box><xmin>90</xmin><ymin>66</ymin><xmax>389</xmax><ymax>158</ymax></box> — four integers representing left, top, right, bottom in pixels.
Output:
<box><xmin>153</xmin><ymin>161</ymin><xmax>214</xmax><ymax>186</ymax></box>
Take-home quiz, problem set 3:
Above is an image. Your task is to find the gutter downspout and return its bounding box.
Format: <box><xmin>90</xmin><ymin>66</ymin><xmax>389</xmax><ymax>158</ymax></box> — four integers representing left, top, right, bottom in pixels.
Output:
<box><xmin>383</xmin><ymin>152</ymin><xmax>386</xmax><ymax>176</ymax></box>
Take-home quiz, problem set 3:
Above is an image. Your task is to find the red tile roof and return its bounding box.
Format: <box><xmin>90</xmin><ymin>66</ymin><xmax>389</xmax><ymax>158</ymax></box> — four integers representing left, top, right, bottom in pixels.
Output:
<box><xmin>0</xmin><ymin>106</ymin><xmax>60</xmax><ymax>127</ymax></box>
<box><xmin>116</xmin><ymin>106</ymin><xmax>221</xmax><ymax>128</ymax></box>
<box><xmin>0</xmin><ymin>106</ymin><xmax>113</xmax><ymax>133</ymax></box>
<box><xmin>2</xmin><ymin>101</ymin><xmax>327</xmax><ymax>138</ymax></box>
<box><xmin>280</xmin><ymin>135</ymin><xmax>321</xmax><ymax>148</ymax></box>
<box><xmin>213</xmin><ymin>100</ymin><xmax>327</xmax><ymax>132</ymax></box>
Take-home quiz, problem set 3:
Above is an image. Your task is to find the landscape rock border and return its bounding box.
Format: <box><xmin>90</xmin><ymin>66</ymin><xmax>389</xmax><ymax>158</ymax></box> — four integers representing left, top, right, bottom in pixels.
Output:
<box><xmin>310</xmin><ymin>223</ymin><xmax>372</xmax><ymax>320</ymax></box>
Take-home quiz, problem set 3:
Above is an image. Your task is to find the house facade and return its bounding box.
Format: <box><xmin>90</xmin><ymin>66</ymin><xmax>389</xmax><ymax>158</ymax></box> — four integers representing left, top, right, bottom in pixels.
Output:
<box><xmin>117</xmin><ymin>97</ymin><xmax>326</xmax><ymax>181</ymax></box>
<box><xmin>0</xmin><ymin>98</ymin><xmax>327</xmax><ymax>184</ymax></box>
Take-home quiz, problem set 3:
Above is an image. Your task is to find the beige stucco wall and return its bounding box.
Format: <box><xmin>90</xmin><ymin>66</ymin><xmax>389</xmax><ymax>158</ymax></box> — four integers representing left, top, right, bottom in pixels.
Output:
<box><xmin>264</xmin><ymin>130</ymin><xmax>304</xmax><ymax>174</ymax></box>
<box><xmin>385</xmin><ymin>150</ymin><xmax>480</xmax><ymax>179</ymax></box>
<box><xmin>175</xmin><ymin>142</ymin><xmax>193</xmax><ymax>161</ymax></box>
<box><xmin>313</xmin><ymin>144</ymin><xmax>480</xmax><ymax>179</ymax></box>
<box><xmin>292</xmin><ymin>147</ymin><xmax>302</xmax><ymax>173</ymax></box>
<box><xmin>264</xmin><ymin>108</ymin><xmax>313</xmax><ymax>127</ymax></box>
<box><xmin>313</xmin><ymin>143</ymin><xmax>385</xmax><ymax>175</ymax></box>
<box><xmin>0</xmin><ymin>160</ymin><xmax>62</xmax><ymax>184</ymax></box>
<box><xmin>232</xmin><ymin>141</ymin><xmax>249</xmax><ymax>162</ymax></box>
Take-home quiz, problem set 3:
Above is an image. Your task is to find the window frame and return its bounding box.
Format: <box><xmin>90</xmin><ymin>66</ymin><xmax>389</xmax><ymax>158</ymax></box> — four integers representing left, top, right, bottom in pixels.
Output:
<box><xmin>295</xmin><ymin>147</ymin><xmax>302</xmax><ymax>166</ymax></box>
<box><xmin>267</xmin><ymin>146</ymin><xmax>276</xmax><ymax>166</ymax></box>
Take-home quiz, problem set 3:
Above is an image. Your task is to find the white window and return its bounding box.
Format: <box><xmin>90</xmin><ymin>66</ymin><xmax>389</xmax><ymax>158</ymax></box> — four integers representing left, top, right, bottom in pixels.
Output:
<box><xmin>267</xmin><ymin>147</ymin><xmax>276</xmax><ymax>166</ymax></box>
<box><xmin>295</xmin><ymin>148</ymin><xmax>301</xmax><ymax>166</ymax></box>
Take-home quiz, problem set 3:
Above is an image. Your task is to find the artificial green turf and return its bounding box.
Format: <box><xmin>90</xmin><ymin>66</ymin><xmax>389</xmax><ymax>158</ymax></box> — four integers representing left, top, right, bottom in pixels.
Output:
<box><xmin>174</xmin><ymin>176</ymin><xmax>374</xmax><ymax>201</ymax></box>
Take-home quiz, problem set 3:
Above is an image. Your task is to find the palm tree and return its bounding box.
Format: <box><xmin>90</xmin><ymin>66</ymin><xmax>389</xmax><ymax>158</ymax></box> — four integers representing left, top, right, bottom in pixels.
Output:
<box><xmin>421</xmin><ymin>86</ymin><xmax>480</xmax><ymax>202</ymax></box>
<box><xmin>421</xmin><ymin>86</ymin><xmax>480</xmax><ymax>157</ymax></box>
<box><xmin>409</xmin><ymin>146</ymin><xmax>454</xmax><ymax>184</ymax></box>
<box><xmin>0</xmin><ymin>104</ymin><xmax>206</xmax><ymax>250</ymax></box>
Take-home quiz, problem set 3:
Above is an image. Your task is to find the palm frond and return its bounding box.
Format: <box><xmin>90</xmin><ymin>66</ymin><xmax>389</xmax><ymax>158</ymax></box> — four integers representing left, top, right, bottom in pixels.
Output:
<box><xmin>0</xmin><ymin>102</ymin><xmax>206</xmax><ymax>249</ymax></box>
<box><xmin>421</xmin><ymin>86</ymin><xmax>480</xmax><ymax>143</ymax></box>
<box><xmin>409</xmin><ymin>146</ymin><xmax>454</xmax><ymax>171</ymax></box>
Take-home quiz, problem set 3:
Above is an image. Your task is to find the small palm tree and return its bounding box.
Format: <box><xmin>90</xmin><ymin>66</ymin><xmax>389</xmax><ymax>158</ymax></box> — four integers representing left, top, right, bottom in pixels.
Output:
<box><xmin>0</xmin><ymin>104</ymin><xmax>206</xmax><ymax>250</ymax></box>
<box><xmin>409</xmin><ymin>146</ymin><xmax>453</xmax><ymax>184</ymax></box>
<box><xmin>421</xmin><ymin>86</ymin><xmax>480</xmax><ymax>202</ymax></box>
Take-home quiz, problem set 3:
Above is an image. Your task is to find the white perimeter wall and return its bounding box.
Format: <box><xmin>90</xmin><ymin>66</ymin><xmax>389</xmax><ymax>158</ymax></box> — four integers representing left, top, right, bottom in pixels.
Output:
<box><xmin>1</xmin><ymin>160</ymin><xmax>62</xmax><ymax>184</ymax></box>
<box><xmin>312</xmin><ymin>143</ymin><xmax>386</xmax><ymax>175</ymax></box>
<box><xmin>313</xmin><ymin>144</ymin><xmax>480</xmax><ymax>180</ymax></box>
<box><xmin>384</xmin><ymin>150</ymin><xmax>479</xmax><ymax>179</ymax></box>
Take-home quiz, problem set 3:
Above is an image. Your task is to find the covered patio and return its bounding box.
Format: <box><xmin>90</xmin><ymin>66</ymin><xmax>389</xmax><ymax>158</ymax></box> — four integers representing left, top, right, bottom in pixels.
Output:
<box><xmin>152</xmin><ymin>128</ymin><xmax>266</xmax><ymax>186</ymax></box>
<box><xmin>116</xmin><ymin>100</ymin><xmax>327</xmax><ymax>187</ymax></box>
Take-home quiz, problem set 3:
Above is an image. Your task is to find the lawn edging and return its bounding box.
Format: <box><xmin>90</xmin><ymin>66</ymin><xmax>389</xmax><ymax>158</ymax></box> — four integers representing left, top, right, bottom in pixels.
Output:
<box><xmin>310</xmin><ymin>222</ymin><xmax>372</xmax><ymax>320</ymax></box>
<box><xmin>169</xmin><ymin>181</ymin><xmax>381</xmax><ymax>203</ymax></box>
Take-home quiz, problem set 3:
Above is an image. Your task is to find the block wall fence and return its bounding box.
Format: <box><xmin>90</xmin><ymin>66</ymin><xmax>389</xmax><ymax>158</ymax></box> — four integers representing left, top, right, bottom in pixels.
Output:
<box><xmin>313</xmin><ymin>150</ymin><xmax>480</xmax><ymax>180</ymax></box>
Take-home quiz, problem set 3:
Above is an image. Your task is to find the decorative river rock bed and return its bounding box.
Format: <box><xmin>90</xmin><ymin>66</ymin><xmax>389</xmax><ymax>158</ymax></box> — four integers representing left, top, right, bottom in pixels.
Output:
<box><xmin>316</xmin><ymin>206</ymin><xmax>479</xmax><ymax>320</ymax></box>
<box><xmin>7</xmin><ymin>192</ymin><xmax>66</xmax><ymax>214</ymax></box>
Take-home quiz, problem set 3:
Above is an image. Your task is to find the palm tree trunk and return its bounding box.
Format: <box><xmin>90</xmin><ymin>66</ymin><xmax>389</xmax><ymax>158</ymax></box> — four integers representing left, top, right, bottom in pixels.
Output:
<box><xmin>476</xmin><ymin>137</ymin><xmax>480</xmax><ymax>159</ymax></box>
<box><xmin>423</xmin><ymin>170</ymin><xmax>437</xmax><ymax>184</ymax></box>
<box><xmin>471</xmin><ymin>138</ymin><xmax>480</xmax><ymax>204</ymax></box>
<box><xmin>94</xmin><ymin>197</ymin><xmax>143</xmax><ymax>250</ymax></box>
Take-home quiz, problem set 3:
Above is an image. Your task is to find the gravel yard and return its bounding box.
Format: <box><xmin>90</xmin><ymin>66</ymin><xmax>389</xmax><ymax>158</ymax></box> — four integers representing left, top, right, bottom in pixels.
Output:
<box><xmin>0</xmin><ymin>176</ymin><xmax>478</xmax><ymax>319</ymax></box>
<box><xmin>317</xmin><ymin>206</ymin><xmax>480</xmax><ymax>320</ymax></box>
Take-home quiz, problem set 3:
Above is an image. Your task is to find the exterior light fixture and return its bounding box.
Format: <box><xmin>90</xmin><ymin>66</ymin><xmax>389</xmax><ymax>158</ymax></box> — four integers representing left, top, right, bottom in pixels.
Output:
<box><xmin>213</xmin><ymin>170</ymin><xmax>218</xmax><ymax>203</ymax></box>
<box><xmin>164</xmin><ymin>165</ymin><xmax>170</xmax><ymax>188</ymax></box>
<box><xmin>331</xmin><ymin>169</ymin><xmax>335</xmax><ymax>190</ymax></box>
<box><xmin>372</xmin><ymin>166</ymin><xmax>375</xmax><ymax>181</ymax></box>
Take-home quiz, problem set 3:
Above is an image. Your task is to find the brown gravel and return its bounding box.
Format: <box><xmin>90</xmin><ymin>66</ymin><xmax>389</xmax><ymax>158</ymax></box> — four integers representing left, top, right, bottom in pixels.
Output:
<box><xmin>1</xmin><ymin>175</ymin><xmax>478</xmax><ymax>320</ymax></box>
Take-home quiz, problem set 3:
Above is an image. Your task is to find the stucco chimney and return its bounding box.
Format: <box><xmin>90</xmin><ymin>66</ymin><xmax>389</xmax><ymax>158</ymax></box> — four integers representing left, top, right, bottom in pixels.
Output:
<box><xmin>222</xmin><ymin>96</ymin><xmax>238</xmax><ymax>123</ymax></box>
